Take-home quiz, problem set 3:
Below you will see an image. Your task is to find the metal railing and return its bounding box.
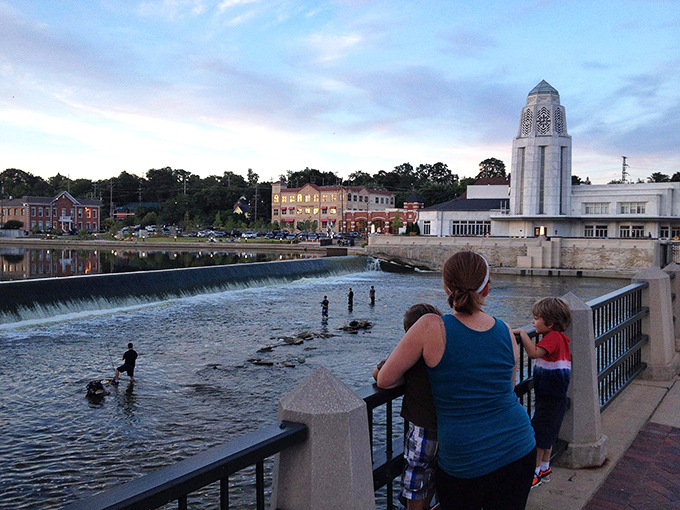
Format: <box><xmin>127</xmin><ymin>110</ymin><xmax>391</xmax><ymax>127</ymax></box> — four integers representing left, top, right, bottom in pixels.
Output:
<box><xmin>65</xmin><ymin>421</ymin><xmax>307</xmax><ymax>510</ymax></box>
<box><xmin>588</xmin><ymin>282</ymin><xmax>649</xmax><ymax>410</ymax></box>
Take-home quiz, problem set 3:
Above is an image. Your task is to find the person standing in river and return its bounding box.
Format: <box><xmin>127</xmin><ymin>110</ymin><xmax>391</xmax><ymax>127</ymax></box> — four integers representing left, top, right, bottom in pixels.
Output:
<box><xmin>114</xmin><ymin>342</ymin><xmax>138</xmax><ymax>383</ymax></box>
<box><xmin>369</xmin><ymin>285</ymin><xmax>376</xmax><ymax>306</ymax></box>
<box><xmin>348</xmin><ymin>287</ymin><xmax>354</xmax><ymax>310</ymax></box>
<box><xmin>321</xmin><ymin>295</ymin><xmax>329</xmax><ymax>318</ymax></box>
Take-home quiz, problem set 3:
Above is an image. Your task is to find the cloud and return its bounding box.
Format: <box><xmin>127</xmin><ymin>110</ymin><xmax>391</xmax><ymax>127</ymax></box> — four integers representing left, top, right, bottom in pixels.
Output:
<box><xmin>137</xmin><ymin>0</ymin><xmax>208</xmax><ymax>20</ymax></box>
<box><xmin>442</xmin><ymin>27</ymin><xmax>498</xmax><ymax>57</ymax></box>
<box><xmin>304</xmin><ymin>32</ymin><xmax>363</xmax><ymax>63</ymax></box>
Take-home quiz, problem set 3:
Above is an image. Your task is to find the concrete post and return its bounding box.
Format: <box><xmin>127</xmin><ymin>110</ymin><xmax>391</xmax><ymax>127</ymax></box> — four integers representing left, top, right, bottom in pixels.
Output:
<box><xmin>662</xmin><ymin>262</ymin><xmax>680</xmax><ymax>351</ymax></box>
<box><xmin>557</xmin><ymin>292</ymin><xmax>607</xmax><ymax>468</ymax></box>
<box><xmin>632</xmin><ymin>267</ymin><xmax>680</xmax><ymax>379</ymax></box>
<box><xmin>271</xmin><ymin>367</ymin><xmax>375</xmax><ymax>510</ymax></box>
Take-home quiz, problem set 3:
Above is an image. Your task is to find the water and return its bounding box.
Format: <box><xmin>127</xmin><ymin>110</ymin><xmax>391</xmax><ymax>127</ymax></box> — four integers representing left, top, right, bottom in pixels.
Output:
<box><xmin>0</xmin><ymin>267</ymin><xmax>625</xmax><ymax>509</ymax></box>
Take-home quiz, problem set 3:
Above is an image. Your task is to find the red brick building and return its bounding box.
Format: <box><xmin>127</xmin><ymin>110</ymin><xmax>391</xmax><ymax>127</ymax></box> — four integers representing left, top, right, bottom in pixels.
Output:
<box><xmin>0</xmin><ymin>191</ymin><xmax>102</xmax><ymax>233</ymax></box>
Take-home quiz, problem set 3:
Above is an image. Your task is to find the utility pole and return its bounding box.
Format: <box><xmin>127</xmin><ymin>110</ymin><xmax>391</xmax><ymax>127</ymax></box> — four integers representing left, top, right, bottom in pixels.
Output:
<box><xmin>109</xmin><ymin>181</ymin><xmax>114</xmax><ymax>219</ymax></box>
<box><xmin>253</xmin><ymin>184</ymin><xmax>259</xmax><ymax>221</ymax></box>
<box><xmin>621</xmin><ymin>156</ymin><xmax>630</xmax><ymax>184</ymax></box>
<box><xmin>183</xmin><ymin>174</ymin><xmax>187</xmax><ymax>195</ymax></box>
<box><xmin>138</xmin><ymin>181</ymin><xmax>142</xmax><ymax>203</ymax></box>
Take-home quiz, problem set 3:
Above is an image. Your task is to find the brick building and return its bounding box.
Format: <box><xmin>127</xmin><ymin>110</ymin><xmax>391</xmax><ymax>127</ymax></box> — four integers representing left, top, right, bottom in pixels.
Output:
<box><xmin>271</xmin><ymin>182</ymin><xmax>421</xmax><ymax>234</ymax></box>
<box><xmin>0</xmin><ymin>191</ymin><xmax>102</xmax><ymax>233</ymax></box>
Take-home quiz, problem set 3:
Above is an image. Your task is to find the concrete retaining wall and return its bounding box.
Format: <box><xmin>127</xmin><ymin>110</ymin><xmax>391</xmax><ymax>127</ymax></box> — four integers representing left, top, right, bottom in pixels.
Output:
<box><xmin>367</xmin><ymin>235</ymin><xmax>659</xmax><ymax>271</ymax></box>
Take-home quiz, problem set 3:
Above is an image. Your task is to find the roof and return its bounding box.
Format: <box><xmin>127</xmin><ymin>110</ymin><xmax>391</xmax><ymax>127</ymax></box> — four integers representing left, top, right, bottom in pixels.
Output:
<box><xmin>279</xmin><ymin>184</ymin><xmax>394</xmax><ymax>196</ymax></box>
<box><xmin>473</xmin><ymin>177</ymin><xmax>510</xmax><ymax>185</ymax></box>
<box><xmin>404</xmin><ymin>192</ymin><xmax>424</xmax><ymax>203</ymax></box>
<box><xmin>115</xmin><ymin>202</ymin><xmax>159</xmax><ymax>211</ymax></box>
<box><xmin>421</xmin><ymin>198</ymin><xmax>509</xmax><ymax>212</ymax></box>
<box><xmin>528</xmin><ymin>80</ymin><xmax>559</xmax><ymax>97</ymax></box>
<box><xmin>5</xmin><ymin>195</ymin><xmax>102</xmax><ymax>206</ymax></box>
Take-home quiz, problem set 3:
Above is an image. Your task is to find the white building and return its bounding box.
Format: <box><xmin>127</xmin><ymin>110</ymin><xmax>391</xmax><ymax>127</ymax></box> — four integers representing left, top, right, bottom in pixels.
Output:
<box><xmin>419</xmin><ymin>80</ymin><xmax>680</xmax><ymax>239</ymax></box>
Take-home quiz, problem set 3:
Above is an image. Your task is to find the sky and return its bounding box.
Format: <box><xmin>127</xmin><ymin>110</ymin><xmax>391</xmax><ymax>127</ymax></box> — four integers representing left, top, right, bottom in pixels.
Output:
<box><xmin>0</xmin><ymin>1</ymin><xmax>678</xmax><ymax>185</ymax></box>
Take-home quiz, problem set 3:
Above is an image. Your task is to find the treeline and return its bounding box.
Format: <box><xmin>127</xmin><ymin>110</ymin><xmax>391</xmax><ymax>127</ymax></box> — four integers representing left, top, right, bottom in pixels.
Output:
<box><xmin>0</xmin><ymin>159</ymin><xmax>507</xmax><ymax>228</ymax></box>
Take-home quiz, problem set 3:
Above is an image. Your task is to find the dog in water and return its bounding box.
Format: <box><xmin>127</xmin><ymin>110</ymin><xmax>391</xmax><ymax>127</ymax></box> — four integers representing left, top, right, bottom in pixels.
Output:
<box><xmin>86</xmin><ymin>380</ymin><xmax>110</xmax><ymax>400</ymax></box>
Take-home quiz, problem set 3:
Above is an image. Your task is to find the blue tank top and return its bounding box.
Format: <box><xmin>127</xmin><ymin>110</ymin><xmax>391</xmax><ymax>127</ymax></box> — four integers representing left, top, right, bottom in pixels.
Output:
<box><xmin>427</xmin><ymin>314</ymin><xmax>536</xmax><ymax>478</ymax></box>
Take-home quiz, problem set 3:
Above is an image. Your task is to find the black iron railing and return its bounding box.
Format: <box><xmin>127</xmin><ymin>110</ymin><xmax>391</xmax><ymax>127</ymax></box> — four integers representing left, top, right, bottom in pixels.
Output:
<box><xmin>64</xmin><ymin>421</ymin><xmax>307</xmax><ymax>510</ymax></box>
<box><xmin>588</xmin><ymin>282</ymin><xmax>649</xmax><ymax>410</ymax></box>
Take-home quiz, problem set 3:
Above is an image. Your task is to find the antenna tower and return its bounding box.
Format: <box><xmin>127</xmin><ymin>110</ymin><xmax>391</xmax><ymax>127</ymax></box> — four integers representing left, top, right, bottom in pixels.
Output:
<box><xmin>621</xmin><ymin>156</ymin><xmax>630</xmax><ymax>184</ymax></box>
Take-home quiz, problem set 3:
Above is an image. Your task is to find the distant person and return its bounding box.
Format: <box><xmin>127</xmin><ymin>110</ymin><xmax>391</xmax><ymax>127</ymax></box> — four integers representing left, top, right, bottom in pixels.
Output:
<box><xmin>369</xmin><ymin>285</ymin><xmax>375</xmax><ymax>306</ymax></box>
<box><xmin>114</xmin><ymin>343</ymin><xmax>138</xmax><ymax>382</ymax></box>
<box><xmin>321</xmin><ymin>295</ymin><xmax>329</xmax><ymax>318</ymax></box>
<box><xmin>513</xmin><ymin>297</ymin><xmax>572</xmax><ymax>488</ymax></box>
<box><xmin>348</xmin><ymin>287</ymin><xmax>354</xmax><ymax>308</ymax></box>
<box><xmin>373</xmin><ymin>303</ymin><xmax>443</xmax><ymax>510</ymax></box>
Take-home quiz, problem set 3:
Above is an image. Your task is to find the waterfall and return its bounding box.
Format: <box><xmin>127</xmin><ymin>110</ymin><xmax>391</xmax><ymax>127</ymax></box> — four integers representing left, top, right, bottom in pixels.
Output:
<box><xmin>0</xmin><ymin>256</ymin><xmax>374</xmax><ymax>324</ymax></box>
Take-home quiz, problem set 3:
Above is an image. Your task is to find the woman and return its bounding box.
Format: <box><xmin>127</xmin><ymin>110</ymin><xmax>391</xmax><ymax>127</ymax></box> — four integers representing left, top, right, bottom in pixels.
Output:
<box><xmin>377</xmin><ymin>251</ymin><xmax>535</xmax><ymax>510</ymax></box>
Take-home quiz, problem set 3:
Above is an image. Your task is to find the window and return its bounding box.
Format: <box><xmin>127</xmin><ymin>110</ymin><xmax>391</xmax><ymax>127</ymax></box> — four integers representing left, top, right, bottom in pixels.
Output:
<box><xmin>322</xmin><ymin>194</ymin><xmax>328</xmax><ymax>201</ymax></box>
<box><xmin>281</xmin><ymin>208</ymin><xmax>287</xmax><ymax>215</ymax></box>
<box><xmin>70</xmin><ymin>208</ymin><xmax>75</xmax><ymax>217</ymax></box>
<box><xmin>313</xmin><ymin>208</ymin><xmax>318</xmax><ymax>214</ymax></box>
<box><xmin>347</xmin><ymin>193</ymin><xmax>352</xmax><ymax>201</ymax></box>
<box><xmin>282</xmin><ymin>195</ymin><xmax>288</xmax><ymax>203</ymax></box>
<box><xmin>289</xmin><ymin>195</ymin><xmax>295</xmax><ymax>203</ymax></box>
<box><xmin>423</xmin><ymin>221</ymin><xmax>431</xmax><ymax>235</ymax></box>
<box><xmin>619</xmin><ymin>202</ymin><xmax>646</xmax><ymax>214</ymax></box>
<box><xmin>38</xmin><ymin>207</ymin><xmax>43</xmax><ymax>216</ymax></box>
<box><xmin>297</xmin><ymin>208</ymin><xmax>302</xmax><ymax>215</ymax></box>
<box><xmin>331</xmin><ymin>194</ymin><xmax>337</xmax><ymax>201</ymax></box>
<box><xmin>619</xmin><ymin>226</ymin><xmax>630</xmax><ymax>238</ymax></box>
<box><xmin>538</xmin><ymin>146</ymin><xmax>546</xmax><ymax>214</ymax></box>
<box><xmin>297</xmin><ymin>194</ymin><xmax>302</xmax><ymax>202</ymax></box>
<box><xmin>329</xmin><ymin>207</ymin><xmax>337</xmax><ymax>214</ymax></box>
<box><xmin>353</xmin><ymin>195</ymin><xmax>357</xmax><ymax>202</ymax></box>
<box><xmin>449</xmin><ymin>220</ymin><xmax>491</xmax><ymax>236</ymax></box>
<box><xmin>305</xmin><ymin>207</ymin><xmax>311</xmax><ymax>214</ymax></box>
<box><xmin>632</xmin><ymin>225</ymin><xmax>644</xmax><ymax>237</ymax></box>
<box><xmin>584</xmin><ymin>225</ymin><xmax>594</xmax><ymax>237</ymax></box>
<box><xmin>305</xmin><ymin>194</ymin><xmax>311</xmax><ymax>202</ymax></box>
<box><xmin>661</xmin><ymin>226</ymin><xmax>670</xmax><ymax>238</ymax></box>
<box><xmin>585</xmin><ymin>203</ymin><xmax>609</xmax><ymax>214</ymax></box>
<box><xmin>273</xmin><ymin>209</ymin><xmax>279</xmax><ymax>215</ymax></box>
<box><xmin>390</xmin><ymin>197</ymin><xmax>394</xmax><ymax>204</ymax></box>
<box><xmin>78</xmin><ymin>209</ymin><xmax>83</xmax><ymax>217</ymax></box>
<box><xmin>359</xmin><ymin>196</ymin><xmax>363</xmax><ymax>202</ymax></box>
<box><xmin>86</xmin><ymin>222</ymin><xmax>90</xmax><ymax>231</ymax></box>
<box><xmin>31</xmin><ymin>207</ymin><xmax>36</xmax><ymax>216</ymax></box>
<box><xmin>38</xmin><ymin>221</ymin><xmax>43</xmax><ymax>230</ymax></box>
<box><xmin>273</xmin><ymin>195</ymin><xmax>279</xmax><ymax>203</ymax></box>
<box><xmin>313</xmin><ymin>194</ymin><xmax>319</xmax><ymax>202</ymax></box>
<box><xmin>595</xmin><ymin>225</ymin><xmax>608</xmax><ymax>237</ymax></box>
<box><xmin>93</xmin><ymin>210</ymin><xmax>97</xmax><ymax>218</ymax></box>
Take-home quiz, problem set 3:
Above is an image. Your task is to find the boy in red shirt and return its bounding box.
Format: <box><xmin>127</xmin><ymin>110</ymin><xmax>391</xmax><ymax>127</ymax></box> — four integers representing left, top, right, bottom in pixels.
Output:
<box><xmin>513</xmin><ymin>297</ymin><xmax>572</xmax><ymax>488</ymax></box>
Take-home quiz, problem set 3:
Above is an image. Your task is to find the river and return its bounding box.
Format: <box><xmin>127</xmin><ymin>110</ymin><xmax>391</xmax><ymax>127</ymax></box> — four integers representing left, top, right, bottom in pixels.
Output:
<box><xmin>0</xmin><ymin>262</ymin><xmax>626</xmax><ymax>509</ymax></box>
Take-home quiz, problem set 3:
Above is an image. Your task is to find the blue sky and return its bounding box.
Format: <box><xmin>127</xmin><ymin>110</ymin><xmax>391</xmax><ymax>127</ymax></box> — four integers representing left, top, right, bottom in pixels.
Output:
<box><xmin>0</xmin><ymin>0</ymin><xmax>678</xmax><ymax>184</ymax></box>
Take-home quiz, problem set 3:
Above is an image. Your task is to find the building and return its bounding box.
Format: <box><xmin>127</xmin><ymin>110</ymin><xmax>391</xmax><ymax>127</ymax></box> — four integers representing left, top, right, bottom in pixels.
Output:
<box><xmin>419</xmin><ymin>80</ymin><xmax>680</xmax><ymax>240</ymax></box>
<box><xmin>0</xmin><ymin>191</ymin><xmax>102</xmax><ymax>233</ymax></box>
<box><xmin>112</xmin><ymin>202</ymin><xmax>159</xmax><ymax>222</ymax></box>
<box><xmin>271</xmin><ymin>182</ymin><xmax>398</xmax><ymax>233</ymax></box>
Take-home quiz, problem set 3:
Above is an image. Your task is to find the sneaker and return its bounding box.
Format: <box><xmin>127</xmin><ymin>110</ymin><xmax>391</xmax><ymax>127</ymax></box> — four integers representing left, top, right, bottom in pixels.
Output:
<box><xmin>531</xmin><ymin>474</ymin><xmax>542</xmax><ymax>488</ymax></box>
<box><xmin>538</xmin><ymin>467</ymin><xmax>551</xmax><ymax>483</ymax></box>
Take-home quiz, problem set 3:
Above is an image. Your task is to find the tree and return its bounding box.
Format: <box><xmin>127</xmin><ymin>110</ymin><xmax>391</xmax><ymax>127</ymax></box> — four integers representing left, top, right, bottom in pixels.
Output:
<box><xmin>648</xmin><ymin>172</ymin><xmax>670</xmax><ymax>183</ymax></box>
<box><xmin>391</xmin><ymin>211</ymin><xmax>403</xmax><ymax>231</ymax></box>
<box><xmin>671</xmin><ymin>172</ymin><xmax>680</xmax><ymax>182</ymax></box>
<box><xmin>476</xmin><ymin>158</ymin><xmax>506</xmax><ymax>179</ymax></box>
<box><xmin>572</xmin><ymin>175</ymin><xmax>583</xmax><ymax>185</ymax></box>
<box><xmin>347</xmin><ymin>171</ymin><xmax>374</xmax><ymax>187</ymax></box>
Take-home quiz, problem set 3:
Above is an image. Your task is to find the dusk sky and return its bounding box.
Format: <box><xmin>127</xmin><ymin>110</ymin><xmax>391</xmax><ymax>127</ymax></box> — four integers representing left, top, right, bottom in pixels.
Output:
<box><xmin>1</xmin><ymin>0</ymin><xmax>678</xmax><ymax>184</ymax></box>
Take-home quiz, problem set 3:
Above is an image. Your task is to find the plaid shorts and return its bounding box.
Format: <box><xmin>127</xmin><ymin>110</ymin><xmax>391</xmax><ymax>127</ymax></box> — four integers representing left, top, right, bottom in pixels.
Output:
<box><xmin>401</xmin><ymin>423</ymin><xmax>438</xmax><ymax>501</ymax></box>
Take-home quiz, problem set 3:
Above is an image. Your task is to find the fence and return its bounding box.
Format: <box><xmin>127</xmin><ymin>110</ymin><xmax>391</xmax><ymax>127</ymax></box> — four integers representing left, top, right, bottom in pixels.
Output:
<box><xmin>66</xmin><ymin>268</ymin><xmax>674</xmax><ymax>509</ymax></box>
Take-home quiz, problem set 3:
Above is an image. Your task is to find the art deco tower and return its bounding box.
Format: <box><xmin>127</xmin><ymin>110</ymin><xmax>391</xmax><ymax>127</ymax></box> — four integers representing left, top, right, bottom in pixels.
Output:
<box><xmin>509</xmin><ymin>80</ymin><xmax>572</xmax><ymax>217</ymax></box>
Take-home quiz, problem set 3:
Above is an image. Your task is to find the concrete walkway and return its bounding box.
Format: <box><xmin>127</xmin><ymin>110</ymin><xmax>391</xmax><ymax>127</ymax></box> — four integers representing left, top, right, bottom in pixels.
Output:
<box><xmin>526</xmin><ymin>376</ymin><xmax>680</xmax><ymax>510</ymax></box>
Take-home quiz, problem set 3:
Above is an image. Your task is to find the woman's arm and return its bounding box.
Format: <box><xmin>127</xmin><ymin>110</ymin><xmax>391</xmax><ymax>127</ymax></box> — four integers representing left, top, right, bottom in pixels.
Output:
<box><xmin>507</xmin><ymin>324</ymin><xmax>519</xmax><ymax>388</ymax></box>
<box><xmin>377</xmin><ymin>314</ymin><xmax>443</xmax><ymax>389</ymax></box>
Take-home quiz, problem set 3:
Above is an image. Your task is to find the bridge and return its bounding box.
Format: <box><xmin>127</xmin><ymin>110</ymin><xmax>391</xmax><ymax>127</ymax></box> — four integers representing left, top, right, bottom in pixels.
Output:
<box><xmin>65</xmin><ymin>263</ymin><xmax>680</xmax><ymax>510</ymax></box>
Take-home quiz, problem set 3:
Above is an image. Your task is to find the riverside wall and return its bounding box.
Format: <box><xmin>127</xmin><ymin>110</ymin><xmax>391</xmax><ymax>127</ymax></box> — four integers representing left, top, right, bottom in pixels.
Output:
<box><xmin>367</xmin><ymin>235</ymin><xmax>661</xmax><ymax>272</ymax></box>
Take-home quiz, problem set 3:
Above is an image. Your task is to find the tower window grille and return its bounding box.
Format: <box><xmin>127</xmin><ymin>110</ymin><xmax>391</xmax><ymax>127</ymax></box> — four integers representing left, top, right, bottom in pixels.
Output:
<box><xmin>521</xmin><ymin>109</ymin><xmax>533</xmax><ymax>136</ymax></box>
<box><xmin>554</xmin><ymin>107</ymin><xmax>565</xmax><ymax>135</ymax></box>
<box><xmin>537</xmin><ymin>107</ymin><xmax>551</xmax><ymax>134</ymax></box>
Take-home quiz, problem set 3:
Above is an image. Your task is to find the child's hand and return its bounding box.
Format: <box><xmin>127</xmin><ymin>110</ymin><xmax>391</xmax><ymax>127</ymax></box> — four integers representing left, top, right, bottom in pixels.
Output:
<box><xmin>511</xmin><ymin>328</ymin><xmax>525</xmax><ymax>335</ymax></box>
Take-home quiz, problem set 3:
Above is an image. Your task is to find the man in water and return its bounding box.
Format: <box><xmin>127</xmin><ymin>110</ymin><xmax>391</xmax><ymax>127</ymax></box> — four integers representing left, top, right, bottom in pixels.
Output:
<box><xmin>369</xmin><ymin>285</ymin><xmax>376</xmax><ymax>306</ymax></box>
<box><xmin>348</xmin><ymin>287</ymin><xmax>354</xmax><ymax>309</ymax></box>
<box><xmin>114</xmin><ymin>342</ymin><xmax>138</xmax><ymax>382</ymax></box>
<box><xmin>321</xmin><ymin>296</ymin><xmax>329</xmax><ymax>318</ymax></box>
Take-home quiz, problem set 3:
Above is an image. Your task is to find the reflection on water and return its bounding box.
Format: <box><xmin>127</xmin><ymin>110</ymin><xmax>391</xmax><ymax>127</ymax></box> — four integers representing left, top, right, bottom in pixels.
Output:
<box><xmin>0</xmin><ymin>269</ymin><xmax>626</xmax><ymax>509</ymax></box>
<box><xmin>0</xmin><ymin>248</ymin><xmax>317</xmax><ymax>281</ymax></box>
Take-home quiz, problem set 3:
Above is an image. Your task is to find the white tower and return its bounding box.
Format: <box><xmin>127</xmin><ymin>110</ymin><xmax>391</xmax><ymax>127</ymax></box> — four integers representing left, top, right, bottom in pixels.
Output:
<box><xmin>509</xmin><ymin>80</ymin><xmax>572</xmax><ymax>217</ymax></box>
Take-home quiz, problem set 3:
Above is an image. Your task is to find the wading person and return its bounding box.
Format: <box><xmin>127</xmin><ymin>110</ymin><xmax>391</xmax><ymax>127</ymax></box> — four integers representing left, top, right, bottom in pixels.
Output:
<box><xmin>114</xmin><ymin>342</ymin><xmax>138</xmax><ymax>383</ymax></box>
<box><xmin>377</xmin><ymin>251</ymin><xmax>535</xmax><ymax>510</ymax></box>
<box><xmin>373</xmin><ymin>303</ymin><xmax>443</xmax><ymax>510</ymax></box>
<box><xmin>348</xmin><ymin>287</ymin><xmax>354</xmax><ymax>309</ymax></box>
<box><xmin>321</xmin><ymin>295</ymin><xmax>329</xmax><ymax>318</ymax></box>
<box><xmin>369</xmin><ymin>285</ymin><xmax>375</xmax><ymax>306</ymax></box>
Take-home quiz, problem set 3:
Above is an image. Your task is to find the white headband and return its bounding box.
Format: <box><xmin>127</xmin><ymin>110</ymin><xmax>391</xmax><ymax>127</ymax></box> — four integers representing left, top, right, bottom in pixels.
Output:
<box><xmin>476</xmin><ymin>255</ymin><xmax>490</xmax><ymax>293</ymax></box>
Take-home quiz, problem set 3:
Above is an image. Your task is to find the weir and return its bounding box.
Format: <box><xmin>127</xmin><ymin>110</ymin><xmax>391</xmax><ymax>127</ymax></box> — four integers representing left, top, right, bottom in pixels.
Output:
<box><xmin>0</xmin><ymin>255</ymin><xmax>373</xmax><ymax>324</ymax></box>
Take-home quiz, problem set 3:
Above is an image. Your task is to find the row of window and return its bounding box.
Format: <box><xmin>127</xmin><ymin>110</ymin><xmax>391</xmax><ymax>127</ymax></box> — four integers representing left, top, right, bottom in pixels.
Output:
<box><xmin>584</xmin><ymin>202</ymin><xmax>646</xmax><ymax>215</ymax></box>
<box><xmin>421</xmin><ymin>220</ymin><xmax>492</xmax><ymax>236</ymax></box>
<box><xmin>2</xmin><ymin>207</ymin><xmax>25</xmax><ymax>216</ymax></box>
<box><xmin>273</xmin><ymin>193</ymin><xmax>394</xmax><ymax>205</ymax></box>
<box><xmin>274</xmin><ymin>207</ymin><xmax>338</xmax><ymax>215</ymax></box>
<box><xmin>26</xmin><ymin>207</ymin><xmax>98</xmax><ymax>218</ymax></box>
<box><xmin>584</xmin><ymin>225</ymin><xmax>646</xmax><ymax>238</ymax></box>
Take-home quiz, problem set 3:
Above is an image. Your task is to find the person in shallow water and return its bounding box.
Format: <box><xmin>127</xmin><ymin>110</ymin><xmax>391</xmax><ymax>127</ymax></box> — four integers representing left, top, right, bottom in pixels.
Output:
<box><xmin>321</xmin><ymin>296</ymin><xmax>329</xmax><ymax>317</ymax></box>
<box><xmin>369</xmin><ymin>285</ymin><xmax>376</xmax><ymax>306</ymax></box>
<box><xmin>114</xmin><ymin>342</ymin><xmax>138</xmax><ymax>382</ymax></box>
<box><xmin>348</xmin><ymin>287</ymin><xmax>354</xmax><ymax>308</ymax></box>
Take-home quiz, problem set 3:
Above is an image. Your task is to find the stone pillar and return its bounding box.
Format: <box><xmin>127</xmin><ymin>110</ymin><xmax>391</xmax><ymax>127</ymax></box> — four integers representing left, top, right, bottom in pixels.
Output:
<box><xmin>557</xmin><ymin>292</ymin><xmax>607</xmax><ymax>468</ymax></box>
<box><xmin>662</xmin><ymin>262</ymin><xmax>680</xmax><ymax>351</ymax></box>
<box><xmin>271</xmin><ymin>367</ymin><xmax>375</xmax><ymax>510</ymax></box>
<box><xmin>633</xmin><ymin>267</ymin><xmax>680</xmax><ymax>379</ymax></box>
